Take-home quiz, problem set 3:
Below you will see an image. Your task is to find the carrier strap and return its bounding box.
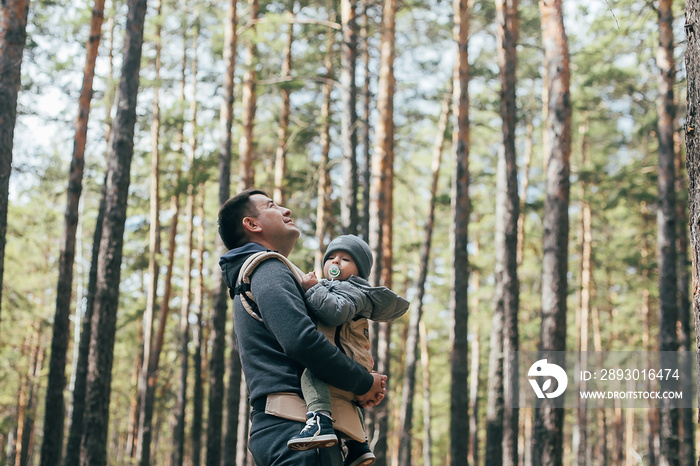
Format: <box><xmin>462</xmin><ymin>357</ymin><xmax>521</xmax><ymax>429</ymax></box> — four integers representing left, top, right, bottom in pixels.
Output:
<box><xmin>234</xmin><ymin>251</ymin><xmax>305</xmax><ymax>322</ymax></box>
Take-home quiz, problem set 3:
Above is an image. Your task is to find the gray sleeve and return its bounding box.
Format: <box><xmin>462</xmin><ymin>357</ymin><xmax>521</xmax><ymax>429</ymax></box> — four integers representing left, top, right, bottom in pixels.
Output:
<box><xmin>305</xmin><ymin>281</ymin><xmax>370</xmax><ymax>327</ymax></box>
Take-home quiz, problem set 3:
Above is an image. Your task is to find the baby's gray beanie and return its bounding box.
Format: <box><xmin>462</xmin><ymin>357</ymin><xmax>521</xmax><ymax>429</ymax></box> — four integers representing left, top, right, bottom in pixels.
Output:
<box><xmin>323</xmin><ymin>234</ymin><xmax>373</xmax><ymax>279</ymax></box>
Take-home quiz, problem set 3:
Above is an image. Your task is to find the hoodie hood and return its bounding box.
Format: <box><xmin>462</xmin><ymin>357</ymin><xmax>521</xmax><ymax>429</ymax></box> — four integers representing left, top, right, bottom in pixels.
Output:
<box><xmin>219</xmin><ymin>242</ymin><xmax>268</xmax><ymax>290</ymax></box>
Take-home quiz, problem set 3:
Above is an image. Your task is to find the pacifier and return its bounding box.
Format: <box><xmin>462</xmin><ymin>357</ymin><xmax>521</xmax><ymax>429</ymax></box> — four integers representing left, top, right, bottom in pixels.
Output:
<box><xmin>328</xmin><ymin>264</ymin><xmax>341</xmax><ymax>280</ymax></box>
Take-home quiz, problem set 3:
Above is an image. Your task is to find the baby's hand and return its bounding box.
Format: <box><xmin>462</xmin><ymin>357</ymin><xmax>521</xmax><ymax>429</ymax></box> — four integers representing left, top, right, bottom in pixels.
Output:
<box><xmin>301</xmin><ymin>271</ymin><xmax>318</xmax><ymax>291</ymax></box>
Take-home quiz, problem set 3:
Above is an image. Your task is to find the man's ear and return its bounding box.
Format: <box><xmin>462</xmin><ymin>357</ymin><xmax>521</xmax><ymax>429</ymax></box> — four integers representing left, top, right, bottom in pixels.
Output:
<box><xmin>242</xmin><ymin>216</ymin><xmax>261</xmax><ymax>233</ymax></box>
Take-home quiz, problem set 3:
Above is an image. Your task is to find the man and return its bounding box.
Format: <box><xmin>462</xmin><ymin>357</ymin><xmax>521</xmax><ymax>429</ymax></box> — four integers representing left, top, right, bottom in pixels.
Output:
<box><xmin>219</xmin><ymin>189</ymin><xmax>387</xmax><ymax>465</ymax></box>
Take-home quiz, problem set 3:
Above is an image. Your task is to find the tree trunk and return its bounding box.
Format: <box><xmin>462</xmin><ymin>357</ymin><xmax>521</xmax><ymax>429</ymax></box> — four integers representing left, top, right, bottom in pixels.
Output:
<box><xmin>273</xmin><ymin>0</ymin><xmax>295</xmax><ymax>205</ymax></box>
<box><xmin>137</xmin><ymin>184</ymin><xmax>180</xmax><ymax>465</ymax></box>
<box><xmin>17</xmin><ymin>328</ymin><xmax>44</xmax><ymax>466</ymax></box>
<box><xmin>173</xmin><ymin>14</ymin><xmax>199</xmax><ymax>464</ymax></box>
<box><xmin>517</xmin><ymin>119</ymin><xmax>533</xmax><ymax>267</ymax></box>
<box><xmin>65</xmin><ymin>19</ymin><xmax>117</xmax><ymax>459</ymax></box>
<box><xmin>191</xmin><ymin>184</ymin><xmax>206</xmax><ymax>466</ymax></box>
<box><xmin>212</xmin><ymin>0</ymin><xmax>237</xmax><ymax>462</ymax></box>
<box><xmin>340</xmin><ymin>0</ymin><xmax>359</xmax><ymax>234</ymax></box>
<box><xmin>314</xmin><ymin>25</ymin><xmax>335</xmax><ymax>275</ymax></box>
<box><xmin>360</xmin><ymin>0</ymin><xmax>372</xmax><ymax>240</ymax></box>
<box><xmin>485</xmin><ymin>296</ymin><xmax>503</xmax><ymax>465</ymax></box>
<box><xmin>135</xmin><ymin>1</ymin><xmax>162</xmax><ymax>461</ymax></box>
<box><xmin>419</xmin><ymin>320</ymin><xmax>434</xmax><ymax>466</ymax></box>
<box><xmin>236</xmin><ymin>376</ymin><xmax>250</xmax><ymax>466</ymax></box>
<box><xmin>468</xmin><ymin>325</ymin><xmax>479</xmax><ymax>466</ymax></box>
<box><xmin>640</xmin><ymin>201</ymin><xmax>659</xmax><ymax>466</ymax></box>
<box><xmin>64</xmin><ymin>179</ymin><xmax>107</xmax><ymax>466</ymax></box>
<box><xmin>238</xmin><ymin>0</ymin><xmax>259</xmax><ymax>191</ymax></box>
<box><xmin>40</xmin><ymin>0</ymin><xmax>105</xmax><ymax>462</ymax></box>
<box><xmin>397</xmin><ymin>83</ymin><xmax>451</xmax><ymax>466</ymax></box>
<box><xmin>674</xmin><ymin>136</ymin><xmax>694</xmax><ymax>466</ymax></box>
<box><xmin>683</xmin><ymin>3</ymin><xmax>700</xmax><ymax>466</ymax></box>
<box><xmin>486</xmin><ymin>0</ymin><xmax>521</xmax><ymax>456</ymax></box>
<box><xmin>366</xmin><ymin>2</ymin><xmax>396</xmax><ymax>463</ymax></box>
<box><xmin>575</xmin><ymin>118</ymin><xmax>592</xmax><ymax>466</ymax></box>
<box><xmin>450</xmin><ymin>0</ymin><xmax>470</xmax><ymax>464</ymax></box>
<box><xmin>495</xmin><ymin>1</ymin><xmax>520</xmax><ymax>463</ymax></box>
<box><xmin>79</xmin><ymin>0</ymin><xmax>148</xmax><ymax>461</ymax></box>
<box><xmin>656</xmin><ymin>2</ymin><xmax>681</xmax><ymax>465</ymax></box>
<box><xmin>0</xmin><ymin>0</ymin><xmax>30</xmax><ymax>324</ymax></box>
<box><xmin>125</xmin><ymin>335</ymin><xmax>143</xmax><ymax>459</ymax></box>
<box><xmin>533</xmin><ymin>0</ymin><xmax>570</xmax><ymax>465</ymax></box>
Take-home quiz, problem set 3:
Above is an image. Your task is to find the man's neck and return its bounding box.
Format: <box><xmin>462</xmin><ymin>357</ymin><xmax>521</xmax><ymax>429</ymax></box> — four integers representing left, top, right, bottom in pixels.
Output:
<box><xmin>250</xmin><ymin>238</ymin><xmax>292</xmax><ymax>257</ymax></box>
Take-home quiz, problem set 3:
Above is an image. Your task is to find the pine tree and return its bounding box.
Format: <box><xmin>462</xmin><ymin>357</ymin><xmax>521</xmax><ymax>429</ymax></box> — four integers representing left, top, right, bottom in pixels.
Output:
<box><xmin>79</xmin><ymin>0</ymin><xmax>148</xmax><ymax>461</ymax></box>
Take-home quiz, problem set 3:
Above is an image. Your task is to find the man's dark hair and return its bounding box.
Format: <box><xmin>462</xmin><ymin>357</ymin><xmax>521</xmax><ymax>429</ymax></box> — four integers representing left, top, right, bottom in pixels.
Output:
<box><xmin>218</xmin><ymin>189</ymin><xmax>268</xmax><ymax>250</ymax></box>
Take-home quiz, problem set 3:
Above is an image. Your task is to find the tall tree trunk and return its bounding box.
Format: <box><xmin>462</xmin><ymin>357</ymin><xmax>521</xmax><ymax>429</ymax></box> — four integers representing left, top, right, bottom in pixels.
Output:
<box><xmin>450</xmin><ymin>0</ymin><xmax>470</xmax><ymax>464</ymax></box>
<box><xmin>495</xmin><ymin>1</ymin><xmax>520</xmax><ymax>463</ymax></box>
<box><xmin>215</xmin><ymin>0</ymin><xmax>237</xmax><ymax>462</ymax></box>
<box><xmin>191</xmin><ymin>184</ymin><xmax>206</xmax><ymax>466</ymax></box>
<box><xmin>235</xmin><ymin>376</ymin><xmax>250</xmax><ymax>466</ymax></box>
<box><xmin>0</xmin><ymin>0</ymin><xmax>30</xmax><ymax>324</ymax></box>
<box><xmin>641</xmin><ymin>201</ymin><xmax>660</xmax><ymax>466</ymax></box>
<box><xmin>468</xmin><ymin>325</ymin><xmax>479</xmax><ymax>466</ymax></box>
<box><xmin>17</xmin><ymin>328</ymin><xmax>44</xmax><ymax>466</ymax></box>
<box><xmin>486</xmin><ymin>0</ymin><xmax>521</xmax><ymax>456</ymax></box>
<box><xmin>40</xmin><ymin>0</ymin><xmax>105</xmax><ymax>463</ymax></box>
<box><xmin>419</xmin><ymin>320</ymin><xmax>434</xmax><ymax>466</ymax></box>
<box><xmin>273</xmin><ymin>1</ymin><xmax>295</xmax><ymax>205</ymax></box>
<box><xmin>517</xmin><ymin>118</ymin><xmax>533</xmax><ymax>267</ymax></box>
<box><xmin>340</xmin><ymin>0</ymin><xmax>359</xmax><ymax>234</ymax></box>
<box><xmin>674</xmin><ymin>137</ymin><xmax>695</xmax><ymax>466</ymax></box>
<box><xmin>367</xmin><ymin>1</ymin><xmax>396</xmax><ymax>463</ymax></box>
<box><xmin>574</xmin><ymin>118</ymin><xmax>592</xmax><ymax>466</ymax></box>
<box><xmin>238</xmin><ymin>0</ymin><xmax>259</xmax><ymax>191</ymax></box>
<box><xmin>485</xmin><ymin>289</ymin><xmax>503</xmax><ymax>466</ymax></box>
<box><xmin>397</xmin><ymin>83</ymin><xmax>451</xmax><ymax>466</ymax></box>
<box><xmin>79</xmin><ymin>0</ymin><xmax>148</xmax><ymax>460</ymax></box>
<box><xmin>314</xmin><ymin>25</ymin><xmax>335</xmax><ymax>275</ymax></box>
<box><xmin>656</xmin><ymin>2</ymin><xmax>680</xmax><ymax>465</ymax></box>
<box><xmin>65</xmin><ymin>16</ymin><xmax>117</xmax><ymax>458</ymax></box>
<box><xmin>135</xmin><ymin>1</ymin><xmax>162</xmax><ymax>461</ymax></box>
<box><xmin>173</xmin><ymin>13</ymin><xmax>199</xmax><ymax>464</ymax></box>
<box><xmin>533</xmin><ymin>0</ymin><xmax>570</xmax><ymax>465</ymax></box>
<box><xmin>683</xmin><ymin>5</ymin><xmax>700</xmax><ymax>466</ymax></box>
<box><xmin>125</xmin><ymin>334</ymin><xmax>143</xmax><ymax>459</ymax></box>
<box><xmin>360</xmin><ymin>0</ymin><xmax>372</xmax><ymax>240</ymax></box>
<box><xmin>64</xmin><ymin>179</ymin><xmax>107</xmax><ymax>466</ymax></box>
<box><xmin>65</xmin><ymin>9</ymin><xmax>116</xmax><ymax>454</ymax></box>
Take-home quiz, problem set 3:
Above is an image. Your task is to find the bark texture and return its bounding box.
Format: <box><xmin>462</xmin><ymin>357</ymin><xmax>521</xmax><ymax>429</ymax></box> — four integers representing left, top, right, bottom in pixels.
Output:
<box><xmin>533</xmin><ymin>0</ymin><xmax>570</xmax><ymax>464</ymax></box>
<box><xmin>0</xmin><ymin>0</ymin><xmax>30</xmax><ymax>323</ymax></box>
<box><xmin>450</xmin><ymin>0</ymin><xmax>471</xmax><ymax>464</ymax></box>
<box><xmin>41</xmin><ymin>0</ymin><xmax>105</xmax><ymax>463</ymax></box>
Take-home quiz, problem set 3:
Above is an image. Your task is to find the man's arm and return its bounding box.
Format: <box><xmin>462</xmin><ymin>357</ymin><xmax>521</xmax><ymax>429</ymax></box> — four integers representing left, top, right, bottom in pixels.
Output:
<box><xmin>251</xmin><ymin>260</ymin><xmax>374</xmax><ymax>396</ymax></box>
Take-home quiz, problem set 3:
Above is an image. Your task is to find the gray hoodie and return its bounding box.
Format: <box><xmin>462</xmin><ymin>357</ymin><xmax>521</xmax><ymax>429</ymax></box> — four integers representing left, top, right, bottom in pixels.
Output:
<box><xmin>220</xmin><ymin>243</ymin><xmax>374</xmax><ymax>404</ymax></box>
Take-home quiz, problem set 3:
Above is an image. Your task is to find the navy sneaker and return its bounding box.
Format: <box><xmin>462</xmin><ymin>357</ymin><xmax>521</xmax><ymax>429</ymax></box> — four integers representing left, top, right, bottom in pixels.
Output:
<box><xmin>287</xmin><ymin>412</ymin><xmax>338</xmax><ymax>451</ymax></box>
<box><xmin>344</xmin><ymin>440</ymin><xmax>375</xmax><ymax>466</ymax></box>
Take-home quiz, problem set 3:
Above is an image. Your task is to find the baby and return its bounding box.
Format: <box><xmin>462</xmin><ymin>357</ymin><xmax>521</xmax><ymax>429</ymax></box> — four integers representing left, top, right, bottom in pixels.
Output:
<box><xmin>287</xmin><ymin>235</ymin><xmax>409</xmax><ymax>466</ymax></box>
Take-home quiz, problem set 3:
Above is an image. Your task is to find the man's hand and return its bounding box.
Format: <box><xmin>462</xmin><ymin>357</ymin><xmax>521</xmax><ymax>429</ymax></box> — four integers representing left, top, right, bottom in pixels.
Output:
<box><xmin>356</xmin><ymin>372</ymin><xmax>387</xmax><ymax>408</ymax></box>
<box><xmin>300</xmin><ymin>271</ymin><xmax>318</xmax><ymax>291</ymax></box>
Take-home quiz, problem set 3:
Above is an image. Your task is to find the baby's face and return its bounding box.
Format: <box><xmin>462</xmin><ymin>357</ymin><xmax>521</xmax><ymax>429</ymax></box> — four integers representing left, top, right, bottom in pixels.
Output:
<box><xmin>323</xmin><ymin>250</ymin><xmax>360</xmax><ymax>281</ymax></box>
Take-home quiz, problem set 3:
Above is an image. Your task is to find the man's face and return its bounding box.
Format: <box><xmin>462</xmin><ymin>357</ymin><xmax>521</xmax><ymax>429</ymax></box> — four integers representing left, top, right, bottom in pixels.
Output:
<box><xmin>247</xmin><ymin>194</ymin><xmax>300</xmax><ymax>253</ymax></box>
